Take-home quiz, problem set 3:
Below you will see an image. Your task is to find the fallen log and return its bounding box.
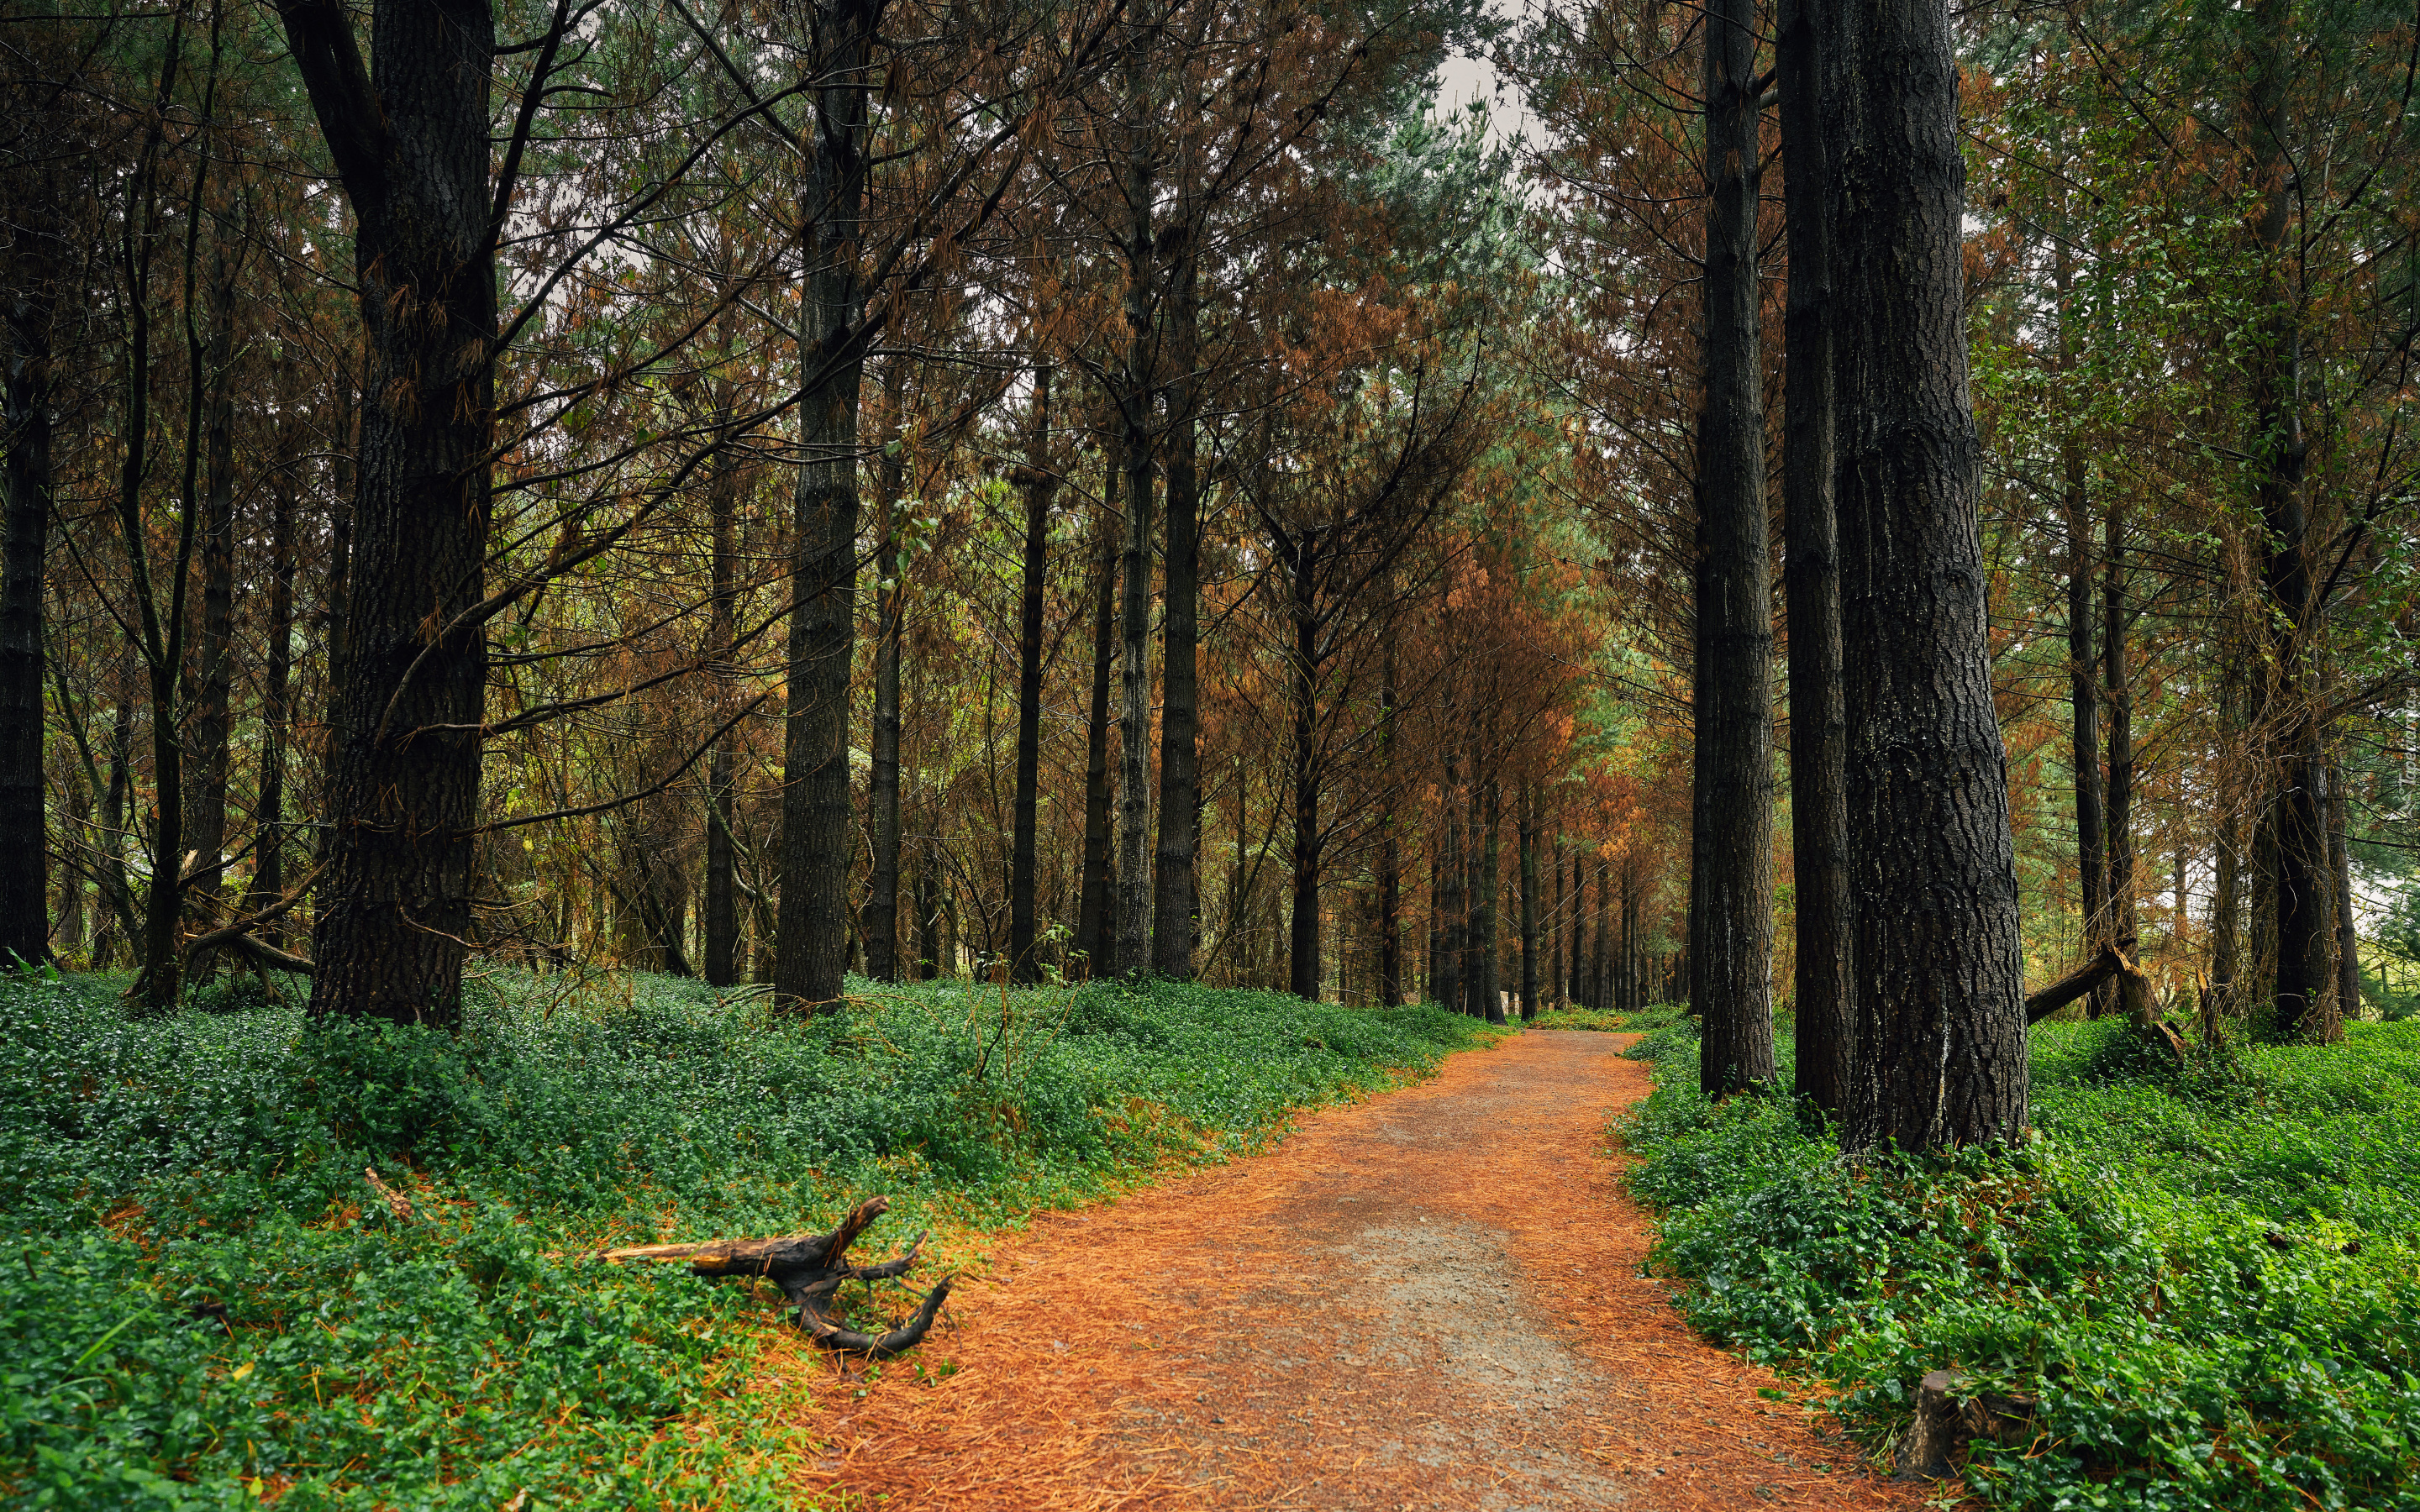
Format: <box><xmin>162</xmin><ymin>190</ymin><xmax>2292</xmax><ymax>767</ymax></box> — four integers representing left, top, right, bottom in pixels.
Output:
<box><xmin>2023</xmin><ymin>943</ymin><xmax>2186</xmax><ymax>1070</ymax></box>
<box><xmin>603</xmin><ymin>1195</ymin><xmax>952</xmax><ymax>1357</ymax></box>
<box><xmin>2023</xmin><ymin>944</ymin><xmax>2124</xmax><ymax>1024</ymax></box>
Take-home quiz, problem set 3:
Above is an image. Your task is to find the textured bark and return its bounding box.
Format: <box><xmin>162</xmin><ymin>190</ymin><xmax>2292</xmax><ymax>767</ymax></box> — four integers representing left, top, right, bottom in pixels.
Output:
<box><xmin>1</xmin><ymin>272</ymin><xmax>53</xmax><ymax>965</ymax></box>
<box><xmin>1518</xmin><ymin>783</ymin><xmax>1539</xmax><ymax>1020</ymax></box>
<box><xmin>861</xmin><ymin>364</ymin><xmax>908</xmax><ymax>984</ymax></box>
<box><xmin>1376</xmin><ymin>617</ymin><xmax>1402</xmax><ymax>1005</ymax></box>
<box><xmin>1435</xmin><ymin>734</ymin><xmax>1464</xmax><ymax>1015</ymax></box>
<box><xmin>2244</xmin><ymin>0</ymin><xmax>2338</xmax><ymax>1043</ymax></box>
<box><xmin>1779</xmin><ymin>0</ymin><xmax>1849</xmax><ymax>1113</ymax></box>
<box><xmin>1075</xmin><ymin>435</ymin><xmax>1119</xmax><ymax>969</ymax></box>
<box><xmin>1009</xmin><ymin>365</ymin><xmax>1055</xmax><ymax>984</ymax></box>
<box><xmin>772</xmin><ymin>0</ymin><xmax>880</xmax><ymax>1013</ymax></box>
<box><xmin>281</xmin><ymin>0</ymin><xmax>496</xmax><ymax>1025</ymax></box>
<box><xmin>2102</xmin><ymin>490</ymin><xmax>2134</xmax><ymax>971</ymax></box>
<box><xmin>1828</xmin><ymin>0</ymin><xmax>2029</xmax><ymax>1150</ymax></box>
<box><xmin>2063</xmin><ymin>438</ymin><xmax>2109</xmax><ymax>1013</ymax></box>
<box><xmin>1113</xmin><ymin>1</ymin><xmax>1159</xmax><ymax>975</ymax></box>
<box><xmin>703</xmin><ymin>431</ymin><xmax>743</xmax><ymax>987</ymax></box>
<box><xmin>183</xmin><ymin>251</ymin><xmax>240</xmax><ymax>927</ymax></box>
<box><xmin>243</xmin><ymin>473</ymin><xmax>297</xmax><ymax>943</ymax></box>
<box><xmin>1692</xmin><ymin>0</ymin><xmax>1777</xmax><ymax>1095</ymax></box>
<box><xmin>1287</xmin><ymin>533</ymin><xmax>1323</xmax><ymax>1000</ymax></box>
<box><xmin>1476</xmin><ymin>771</ymin><xmax>1504</xmax><ymax>1024</ymax></box>
<box><xmin>1152</xmin><ymin>236</ymin><xmax>1199</xmax><ymax>980</ymax></box>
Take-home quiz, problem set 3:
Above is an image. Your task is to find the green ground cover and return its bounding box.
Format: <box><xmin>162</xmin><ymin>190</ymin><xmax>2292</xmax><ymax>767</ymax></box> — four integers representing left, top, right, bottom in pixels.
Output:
<box><xmin>1528</xmin><ymin>1001</ymin><xmax>1690</xmax><ymax>1034</ymax></box>
<box><xmin>1618</xmin><ymin>1014</ymin><xmax>2420</xmax><ymax>1510</ymax></box>
<box><xmin>0</xmin><ymin>968</ymin><xmax>1500</xmax><ymax>1509</ymax></box>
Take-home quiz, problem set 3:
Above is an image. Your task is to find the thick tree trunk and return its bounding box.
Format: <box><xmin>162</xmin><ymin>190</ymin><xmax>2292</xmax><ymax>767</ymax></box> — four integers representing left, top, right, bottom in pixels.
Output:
<box><xmin>1</xmin><ymin>276</ymin><xmax>53</xmax><ymax>965</ymax></box>
<box><xmin>1152</xmin><ymin>242</ymin><xmax>1199</xmax><ymax>980</ymax></box>
<box><xmin>772</xmin><ymin>0</ymin><xmax>879</xmax><ymax>1013</ymax></box>
<box><xmin>1009</xmin><ymin>365</ymin><xmax>1055</xmax><ymax>984</ymax></box>
<box><xmin>861</xmin><ymin>366</ymin><xmax>908</xmax><ymax>984</ymax></box>
<box><xmin>1693</xmin><ymin>0</ymin><xmax>1777</xmax><ymax>1095</ymax></box>
<box><xmin>1076</xmin><ymin>434</ymin><xmax>1119</xmax><ymax>970</ymax></box>
<box><xmin>1828</xmin><ymin>0</ymin><xmax>2030</xmax><ymax>1150</ymax></box>
<box><xmin>2103</xmin><ymin>491</ymin><xmax>2134</xmax><ymax>974</ymax></box>
<box><xmin>703</xmin><ymin>428</ymin><xmax>743</xmax><ymax>986</ymax></box>
<box><xmin>1113</xmin><ymin>3</ymin><xmax>1158</xmax><ymax>976</ymax></box>
<box><xmin>1476</xmin><ymin>771</ymin><xmax>1504</xmax><ymax>1024</ymax></box>
<box><xmin>1287</xmin><ymin>533</ymin><xmax>1323</xmax><ymax>1001</ymax></box>
<box><xmin>244</xmin><ymin>472</ymin><xmax>297</xmax><ymax>944</ymax></box>
<box><xmin>283</xmin><ymin>0</ymin><xmax>496</xmax><ymax>1026</ymax></box>
<box><xmin>183</xmin><ymin>262</ymin><xmax>240</xmax><ymax>932</ymax></box>
<box><xmin>2244</xmin><ymin>0</ymin><xmax>2338</xmax><ymax>1043</ymax></box>
<box><xmin>1780</xmin><ymin>0</ymin><xmax>1849</xmax><ymax>1112</ymax></box>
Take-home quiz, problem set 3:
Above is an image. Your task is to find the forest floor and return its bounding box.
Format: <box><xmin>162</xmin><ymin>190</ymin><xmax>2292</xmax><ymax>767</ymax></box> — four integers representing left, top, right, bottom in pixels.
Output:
<box><xmin>754</xmin><ymin>1029</ymin><xmax>1938</xmax><ymax>1511</ymax></box>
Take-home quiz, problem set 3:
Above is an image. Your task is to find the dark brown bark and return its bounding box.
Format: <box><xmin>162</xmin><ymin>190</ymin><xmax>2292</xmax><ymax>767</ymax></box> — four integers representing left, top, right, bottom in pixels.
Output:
<box><xmin>1152</xmin><ymin>236</ymin><xmax>1199</xmax><ymax>980</ymax></box>
<box><xmin>281</xmin><ymin>0</ymin><xmax>495</xmax><ymax>1026</ymax></box>
<box><xmin>1692</xmin><ymin>0</ymin><xmax>1777</xmax><ymax>1095</ymax></box>
<box><xmin>1076</xmin><ymin>433</ymin><xmax>1119</xmax><ymax>970</ymax></box>
<box><xmin>183</xmin><ymin>241</ymin><xmax>241</xmax><ymax>928</ymax></box>
<box><xmin>1435</xmin><ymin>727</ymin><xmax>1464</xmax><ymax>1015</ymax></box>
<box><xmin>861</xmin><ymin>363</ymin><xmax>908</xmax><ymax>984</ymax></box>
<box><xmin>1518</xmin><ymin>782</ymin><xmax>1539</xmax><ymax>1020</ymax></box>
<box><xmin>1779</xmin><ymin>0</ymin><xmax>1849</xmax><ymax>1113</ymax></box>
<box><xmin>1009</xmin><ymin>365</ymin><xmax>1055</xmax><ymax>984</ymax></box>
<box><xmin>2244</xmin><ymin>0</ymin><xmax>2338</xmax><ymax>1043</ymax></box>
<box><xmin>2102</xmin><ymin>490</ymin><xmax>2134</xmax><ymax>975</ymax></box>
<box><xmin>1376</xmin><ymin>615</ymin><xmax>1402</xmax><ymax>1005</ymax></box>
<box><xmin>1287</xmin><ymin>531</ymin><xmax>1323</xmax><ymax>1000</ymax></box>
<box><xmin>1113</xmin><ymin>1</ymin><xmax>1159</xmax><ymax>976</ymax></box>
<box><xmin>1828</xmin><ymin>0</ymin><xmax>2029</xmax><ymax>1149</ymax></box>
<box><xmin>1591</xmin><ymin>861</ymin><xmax>1612</xmax><ymax>1012</ymax></box>
<box><xmin>2330</xmin><ymin>764</ymin><xmax>2360</xmax><ymax>1021</ymax></box>
<box><xmin>1</xmin><ymin>263</ymin><xmax>53</xmax><ymax>966</ymax></box>
<box><xmin>1476</xmin><ymin>769</ymin><xmax>1504</xmax><ymax>1024</ymax></box>
<box><xmin>605</xmin><ymin>1195</ymin><xmax>951</xmax><ymax>1357</ymax></box>
<box><xmin>2054</xmin><ymin>239</ymin><xmax>2110</xmax><ymax>1016</ymax></box>
<box><xmin>243</xmin><ymin>471</ymin><xmax>297</xmax><ymax>944</ymax></box>
<box><xmin>773</xmin><ymin>0</ymin><xmax>881</xmax><ymax>1013</ymax></box>
<box><xmin>703</xmin><ymin>430</ymin><xmax>743</xmax><ymax>987</ymax></box>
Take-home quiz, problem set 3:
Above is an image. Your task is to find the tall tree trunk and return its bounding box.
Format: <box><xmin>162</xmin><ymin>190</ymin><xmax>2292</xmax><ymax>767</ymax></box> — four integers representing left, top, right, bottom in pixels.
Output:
<box><xmin>1592</xmin><ymin>862</ymin><xmax>1612</xmax><ymax>1012</ymax></box>
<box><xmin>1693</xmin><ymin>0</ymin><xmax>1777</xmax><ymax>1095</ymax></box>
<box><xmin>1376</xmin><ymin>612</ymin><xmax>1402</xmax><ymax>1004</ymax></box>
<box><xmin>1518</xmin><ymin>782</ymin><xmax>1539</xmax><ymax>1020</ymax></box>
<box><xmin>1568</xmin><ymin>852</ymin><xmax>1586</xmax><ymax>1007</ymax></box>
<box><xmin>1549</xmin><ymin>833</ymin><xmax>1565</xmax><ymax>1007</ymax></box>
<box><xmin>1152</xmin><ymin>229</ymin><xmax>1199</xmax><ymax>979</ymax></box>
<box><xmin>1476</xmin><ymin>769</ymin><xmax>1503</xmax><ymax>1024</ymax></box>
<box><xmin>245</xmin><ymin>471</ymin><xmax>297</xmax><ymax>944</ymax></box>
<box><xmin>1076</xmin><ymin>432</ymin><xmax>1119</xmax><ymax>969</ymax></box>
<box><xmin>2053</xmin><ymin>242</ymin><xmax>2110</xmax><ymax>1015</ymax></box>
<box><xmin>1113</xmin><ymin>0</ymin><xmax>1159</xmax><ymax>975</ymax></box>
<box><xmin>2243</xmin><ymin>0</ymin><xmax>2337</xmax><ymax>1042</ymax></box>
<box><xmin>771</xmin><ymin>0</ymin><xmax>880</xmax><ymax>1013</ymax></box>
<box><xmin>1010</xmin><ymin>365</ymin><xmax>1055</xmax><ymax>984</ymax></box>
<box><xmin>183</xmin><ymin>248</ymin><xmax>240</xmax><ymax>936</ymax></box>
<box><xmin>1828</xmin><ymin>0</ymin><xmax>2030</xmax><ymax>1151</ymax></box>
<box><xmin>1</xmin><ymin>267</ymin><xmax>54</xmax><ymax>965</ymax></box>
<box><xmin>861</xmin><ymin>363</ymin><xmax>908</xmax><ymax>984</ymax></box>
<box><xmin>2103</xmin><ymin>489</ymin><xmax>2134</xmax><ymax>973</ymax></box>
<box><xmin>283</xmin><ymin>0</ymin><xmax>496</xmax><ymax>1025</ymax></box>
<box><xmin>1286</xmin><ymin>533</ymin><xmax>1323</xmax><ymax>1001</ymax></box>
<box><xmin>703</xmin><ymin>424</ymin><xmax>743</xmax><ymax>986</ymax></box>
<box><xmin>1436</xmin><ymin>732</ymin><xmax>1464</xmax><ymax>1016</ymax></box>
<box><xmin>2331</xmin><ymin>764</ymin><xmax>2360</xmax><ymax>1020</ymax></box>
<box><xmin>1780</xmin><ymin>0</ymin><xmax>1849</xmax><ymax>1110</ymax></box>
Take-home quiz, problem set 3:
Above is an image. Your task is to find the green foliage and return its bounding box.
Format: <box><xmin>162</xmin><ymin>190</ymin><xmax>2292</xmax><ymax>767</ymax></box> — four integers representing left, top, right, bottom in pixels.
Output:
<box><xmin>1526</xmin><ymin>1001</ymin><xmax>1691</xmax><ymax>1036</ymax></box>
<box><xmin>1618</xmin><ymin>1017</ymin><xmax>2420</xmax><ymax>1509</ymax></box>
<box><xmin>0</xmin><ymin>969</ymin><xmax>1496</xmax><ymax>1509</ymax></box>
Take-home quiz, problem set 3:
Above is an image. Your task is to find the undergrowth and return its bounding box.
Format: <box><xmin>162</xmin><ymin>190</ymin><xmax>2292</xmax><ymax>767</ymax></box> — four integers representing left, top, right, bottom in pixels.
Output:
<box><xmin>0</xmin><ymin>966</ymin><xmax>1497</xmax><ymax>1509</ymax></box>
<box><xmin>1527</xmin><ymin>1000</ymin><xmax>1691</xmax><ymax>1034</ymax></box>
<box><xmin>1618</xmin><ymin>1016</ymin><xmax>2420</xmax><ymax>1509</ymax></box>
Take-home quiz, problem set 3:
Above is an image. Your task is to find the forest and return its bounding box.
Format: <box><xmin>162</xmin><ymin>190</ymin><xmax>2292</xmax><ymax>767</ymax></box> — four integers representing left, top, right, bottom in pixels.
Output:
<box><xmin>3</xmin><ymin>0</ymin><xmax>2419</xmax><ymax>1506</ymax></box>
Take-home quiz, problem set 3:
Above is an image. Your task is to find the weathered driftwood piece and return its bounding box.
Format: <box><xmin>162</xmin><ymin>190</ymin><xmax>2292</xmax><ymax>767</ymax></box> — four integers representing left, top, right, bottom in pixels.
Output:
<box><xmin>1893</xmin><ymin>1368</ymin><xmax>2039</xmax><ymax>1479</ymax></box>
<box><xmin>603</xmin><ymin>1195</ymin><xmax>952</xmax><ymax>1357</ymax></box>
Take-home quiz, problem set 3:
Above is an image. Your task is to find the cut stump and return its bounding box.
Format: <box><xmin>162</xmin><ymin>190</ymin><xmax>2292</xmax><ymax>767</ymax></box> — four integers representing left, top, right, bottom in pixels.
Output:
<box><xmin>602</xmin><ymin>1195</ymin><xmax>952</xmax><ymax>1357</ymax></box>
<box><xmin>1893</xmin><ymin>1368</ymin><xmax>2039</xmax><ymax>1479</ymax></box>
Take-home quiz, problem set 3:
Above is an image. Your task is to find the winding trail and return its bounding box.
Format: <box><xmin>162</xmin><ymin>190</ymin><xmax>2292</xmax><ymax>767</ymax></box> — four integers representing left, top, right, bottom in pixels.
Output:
<box><xmin>763</xmin><ymin>1030</ymin><xmax>1930</xmax><ymax>1510</ymax></box>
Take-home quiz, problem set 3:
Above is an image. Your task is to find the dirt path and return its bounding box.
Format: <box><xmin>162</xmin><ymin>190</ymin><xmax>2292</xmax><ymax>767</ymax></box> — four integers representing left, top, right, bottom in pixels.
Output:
<box><xmin>762</xmin><ymin>1030</ymin><xmax>1931</xmax><ymax>1510</ymax></box>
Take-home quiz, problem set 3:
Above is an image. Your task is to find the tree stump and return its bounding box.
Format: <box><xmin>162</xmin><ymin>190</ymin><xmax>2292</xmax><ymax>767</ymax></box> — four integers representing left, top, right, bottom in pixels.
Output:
<box><xmin>602</xmin><ymin>1195</ymin><xmax>953</xmax><ymax>1357</ymax></box>
<box><xmin>1893</xmin><ymin>1368</ymin><xmax>2039</xmax><ymax>1479</ymax></box>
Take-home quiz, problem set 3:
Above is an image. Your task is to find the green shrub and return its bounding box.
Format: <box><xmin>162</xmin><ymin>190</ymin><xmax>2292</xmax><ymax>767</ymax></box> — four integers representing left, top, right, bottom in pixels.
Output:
<box><xmin>0</xmin><ymin>968</ymin><xmax>1498</xmax><ymax>1509</ymax></box>
<box><xmin>1618</xmin><ymin>1015</ymin><xmax>2420</xmax><ymax>1509</ymax></box>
